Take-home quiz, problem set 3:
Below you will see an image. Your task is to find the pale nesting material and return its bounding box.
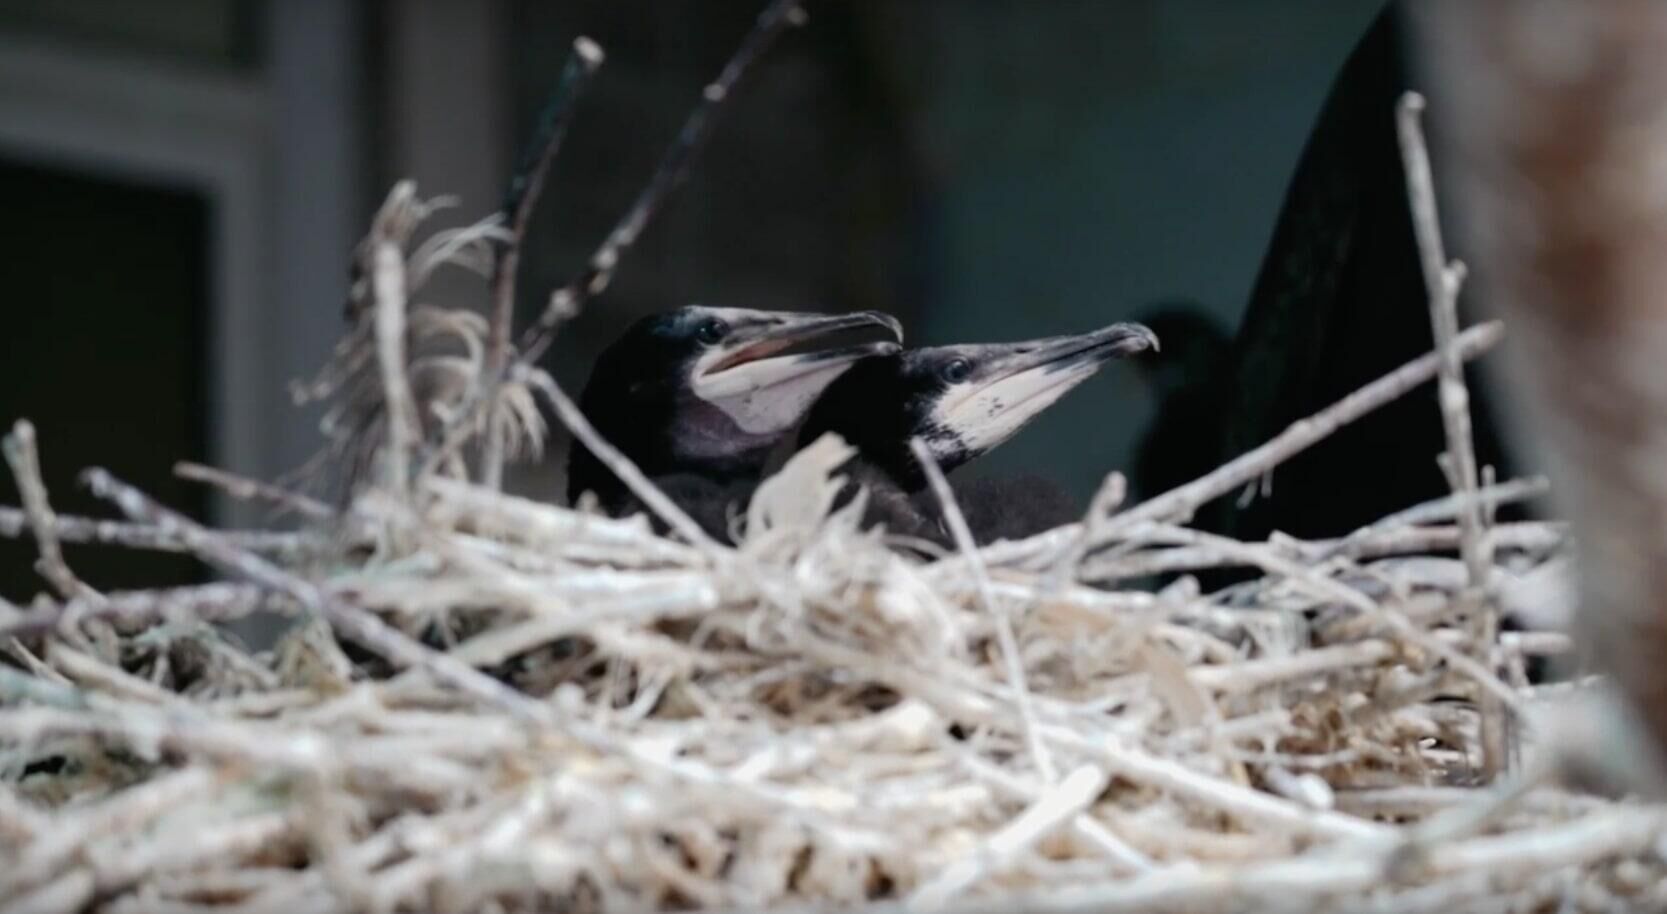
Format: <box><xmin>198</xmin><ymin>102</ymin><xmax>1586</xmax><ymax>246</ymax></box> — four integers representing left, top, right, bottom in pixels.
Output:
<box><xmin>0</xmin><ymin>383</ymin><xmax>1658</xmax><ymax>913</ymax></box>
<box><xmin>0</xmin><ymin>176</ymin><xmax>1663</xmax><ymax>914</ymax></box>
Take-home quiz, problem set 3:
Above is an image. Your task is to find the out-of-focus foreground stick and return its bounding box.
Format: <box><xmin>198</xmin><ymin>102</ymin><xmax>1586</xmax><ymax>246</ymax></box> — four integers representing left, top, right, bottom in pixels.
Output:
<box><xmin>1410</xmin><ymin>1</ymin><xmax>1667</xmax><ymax>793</ymax></box>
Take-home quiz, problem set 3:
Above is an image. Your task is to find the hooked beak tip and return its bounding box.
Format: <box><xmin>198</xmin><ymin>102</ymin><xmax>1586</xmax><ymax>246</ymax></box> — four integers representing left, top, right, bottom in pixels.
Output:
<box><xmin>856</xmin><ymin>310</ymin><xmax>905</xmax><ymax>344</ymax></box>
<box><xmin>821</xmin><ymin>339</ymin><xmax>901</xmax><ymax>364</ymax></box>
<box><xmin>1110</xmin><ymin>323</ymin><xmax>1160</xmax><ymax>356</ymax></box>
<box><xmin>767</xmin><ymin>309</ymin><xmax>904</xmax><ymax>345</ymax></box>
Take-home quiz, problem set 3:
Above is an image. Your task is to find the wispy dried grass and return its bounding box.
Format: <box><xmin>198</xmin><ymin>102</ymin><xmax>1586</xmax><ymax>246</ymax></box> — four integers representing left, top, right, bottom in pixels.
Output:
<box><xmin>2</xmin><ymin>6</ymin><xmax>1662</xmax><ymax>912</ymax></box>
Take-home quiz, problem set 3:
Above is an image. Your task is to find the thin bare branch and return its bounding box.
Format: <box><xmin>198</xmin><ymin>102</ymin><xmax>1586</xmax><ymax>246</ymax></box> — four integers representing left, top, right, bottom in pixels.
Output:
<box><xmin>911</xmin><ymin>437</ymin><xmax>1055</xmax><ymax>784</ymax></box>
<box><xmin>519</xmin><ymin>366</ymin><xmax>719</xmax><ymax>551</ymax></box>
<box><xmin>372</xmin><ymin>241</ymin><xmax>418</xmax><ymax>494</ymax></box>
<box><xmin>518</xmin><ymin>0</ymin><xmax>810</xmax><ymax>365</ymax></box>
<box><xmin>1099</xmin><ymin>322</ymin><xmax>1505</xmax><ymax>545</ymax></box>
<box><xmin>80</xmin><ymin>468</ymin><xmax>554</xmax><ymax>725</ymax></box>
<box><xmin>3</xmin><ymin>420</ymin><xmax>88</xmax><ymax>600</ymax></box>
<box><xmin>419</xmin><ymin>0</ymin><xmax>807</xmax><ymax>487</ymax></box>
<box><xmin>1397</xmin><ymin>90</ymin><xmax>1504</xmax><ymax>780</ymax></box>
<box><xmin>479</xmin><ymin>36</ymin><xmax>605</xmax><ymax>490</ymax></box>
<box><xmin>174</xmin><ymin>461</ymin><xmax>333</xmax><ymax>520</ymax></box>
<box><xmin>0</xmin><ymin>583</ymin><xmax>273</xmax><ymax>642</ymax></box>
<box><xmin>967</xmin><ymin>321</ymin><xmax>1505</xmax><ymax>571</ymax></box>
<box><xmin>1318</xmin><ymin>476</ymin><xmax>1548</xmax><ymax>562</ymax></box>
<box><xmin>0</xmin><ymin>507</ymin><xmax>307</xmax><ymax>557</ymax></box>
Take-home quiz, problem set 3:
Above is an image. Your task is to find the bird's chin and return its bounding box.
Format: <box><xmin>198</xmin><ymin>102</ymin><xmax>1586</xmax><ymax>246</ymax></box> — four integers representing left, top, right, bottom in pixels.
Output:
<box><xmin>694</xmin><ymin>342</ymin><xmax>899</xmax><ymax>436</ymax></box>
<box><xmin>696</xmin><ymin>374</ymin><xmax>837</xmax><ymax>438</ymax></box>
<box><xmin>935</xmin><ymin>360</ymin><xmax>1101</xmax><ymax>457</ymax></box>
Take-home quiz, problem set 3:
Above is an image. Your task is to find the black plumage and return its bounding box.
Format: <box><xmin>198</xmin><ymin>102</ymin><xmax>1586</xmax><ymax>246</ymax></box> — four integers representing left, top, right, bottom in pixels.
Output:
<box><xmin>566</xmin><ymin>304</ymin><xmax>902</xmax><ymax>526</ymax></box>
<box><xmin>1197</xmin><ymin>0</ymin><xmax>1533</xmax><ymax>545</ymax></box>
<box><xmin>945</xmin><ymin>472</ymin><xmax>1083</xmax><ymax>544</ymax></box>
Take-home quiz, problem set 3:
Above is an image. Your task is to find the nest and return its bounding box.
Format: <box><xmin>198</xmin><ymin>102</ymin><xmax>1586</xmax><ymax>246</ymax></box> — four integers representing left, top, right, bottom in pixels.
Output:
<box><xmin>4</xmin><ymin>8</ymin><xmax>1665</xmax><ymax>913</ymax></box>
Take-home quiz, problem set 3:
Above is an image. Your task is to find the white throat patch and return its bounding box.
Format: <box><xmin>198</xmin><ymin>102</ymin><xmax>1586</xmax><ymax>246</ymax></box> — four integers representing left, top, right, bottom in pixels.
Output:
<box><xmin>930</xmin><ymin>359</ymin><xmax>1103</xmax><ymax>459</ymax></box>
<box><xmin>692</xmin><ymin>354</ymin><xmax>863</xmax><ymax>436</ymax></box>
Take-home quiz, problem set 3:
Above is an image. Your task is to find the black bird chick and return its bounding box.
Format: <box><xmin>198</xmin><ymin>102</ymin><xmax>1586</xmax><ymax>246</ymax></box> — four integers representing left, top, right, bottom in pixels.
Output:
<box><xmin>567</xmin><ymin>305</ymin><xmax>903</xmax><ymax>521</ymax></box>
<box><xmin>797</xmin><ymin>321</ymin><xmax>1159</xmax><ymax>545</ymax></box>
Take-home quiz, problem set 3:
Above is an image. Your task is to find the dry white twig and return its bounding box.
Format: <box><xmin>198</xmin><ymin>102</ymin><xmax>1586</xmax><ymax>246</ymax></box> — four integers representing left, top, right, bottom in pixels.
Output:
<box><xmin>80</xmin><ymin>469</ymin><xmax>555</xmax><ymax>726</ymax></box>
<box><xmin>174</xmin><ymin>461</ymin><xmax>332</xmax><ymax>520</ymax></box>
<box><xmin>478</xmin><ymin>36</ymin><xmax>605</xmax><ymax>491</ymax></box>
<box><xmin>1397</xmin><ymin>90</ymin><xmax>1505</xmax><ymax>780</ymax></box>
<box><xmin>3</xmin><ymin>420</ymin><xmax>89</xmax><ymax>600</ymax></box>
<box><xmin>908</xmin><ymin>764</ymin><xmax>1109</xmax><ymax>909</ymax></box>
<box><xmin>372</xmin><ymin>241</ymin><xmax>418</xmax><ymax>495</ymax></box>
<box><xmin>966</xmin><ymin>321</ymin><xmax>1504</xmax><ymax>572</ymax></box>
<box><xmin>912</xmin><ymin>438</ymin><xmax>1055</xmax><ymax>784</ymax></box>
<box><xmin>521</xmin><ymin>366</ymin><xmax>720</xmax><ymax>551</ymax></box>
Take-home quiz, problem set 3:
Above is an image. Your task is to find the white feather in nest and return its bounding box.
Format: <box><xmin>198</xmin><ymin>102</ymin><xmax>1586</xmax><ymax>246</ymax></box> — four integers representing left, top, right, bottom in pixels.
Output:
<box><xmin>744</xmin><ymin>433</ymin><xmax>857</xmax><ymax>546</ymax></box>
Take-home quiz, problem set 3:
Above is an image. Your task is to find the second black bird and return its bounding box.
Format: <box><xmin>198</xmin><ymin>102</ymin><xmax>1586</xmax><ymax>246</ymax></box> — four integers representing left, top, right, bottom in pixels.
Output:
<box><xmin>797</xmin><ymin>321</ymin><xmax>1160</xmax><ymax>546</ymax></box>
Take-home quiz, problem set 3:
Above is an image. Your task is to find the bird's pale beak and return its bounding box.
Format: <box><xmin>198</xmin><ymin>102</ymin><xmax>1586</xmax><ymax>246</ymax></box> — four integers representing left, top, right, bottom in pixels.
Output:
<box><xmin>694</xmin><ymin>309</ymin><xmax>904</xmax><ymax>435</ymax></box>
<box><xmin>934</xmin><ymin>321</ymin><xmax>1159</xmax><ymax>458</ymax></box>
<box><xmin>704</xmin><ymin>310</ymin><xmax>902</xmax><ymax>376</ymax></box>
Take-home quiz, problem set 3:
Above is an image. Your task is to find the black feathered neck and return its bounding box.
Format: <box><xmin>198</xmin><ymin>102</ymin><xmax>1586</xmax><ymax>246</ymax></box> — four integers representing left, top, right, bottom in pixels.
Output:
<box><xmin>566</xmin><ymin>310</ymin><xmax>768</xmax><ymax>509</ymax></box>
<box><xmin>796</xmin><ymin>352</ymin><xmax>966</xmax><ymax>493</ymax></box>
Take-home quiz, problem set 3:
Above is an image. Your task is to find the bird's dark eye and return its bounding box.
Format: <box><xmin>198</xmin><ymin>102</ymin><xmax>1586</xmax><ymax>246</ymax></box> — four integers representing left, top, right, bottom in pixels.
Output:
<box><xmin>940</xmin><ymin>358</ymin><xmax>972</xmax><ymax>383</ymax></box>
<box><xmin>696</xmin><ymin>319</ymin><xmax>729</xmax><ymax>345</ymax></box>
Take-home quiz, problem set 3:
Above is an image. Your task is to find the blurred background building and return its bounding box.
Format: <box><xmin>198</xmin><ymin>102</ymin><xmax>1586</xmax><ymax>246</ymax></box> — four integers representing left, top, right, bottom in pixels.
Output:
<box><xmin>0</xmin><ymin>0</ymin><xmax>1381</xmax><ymax>599</ymax></box>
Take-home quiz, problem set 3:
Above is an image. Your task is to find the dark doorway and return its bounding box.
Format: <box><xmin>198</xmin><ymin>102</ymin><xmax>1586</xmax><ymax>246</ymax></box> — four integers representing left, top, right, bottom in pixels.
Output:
<box><xmin>0</xmin><ymin>155</ymin><xmax>211</xmax><ymax>602</ymax></box>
